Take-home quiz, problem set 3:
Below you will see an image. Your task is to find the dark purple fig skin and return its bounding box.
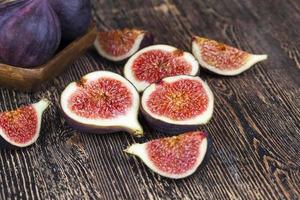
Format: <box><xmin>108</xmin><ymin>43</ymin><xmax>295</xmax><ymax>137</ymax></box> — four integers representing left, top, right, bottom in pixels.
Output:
<box><xmin>49</xmin><ymin>0</ymin><xmax>92</xmax><ymax>41</ymax></box>
<box><xmin>137</xmin><ymin>32</ymin><xmax>154</xmax><ymax>54</ymax></box>
<box><xmin>0</xmin><ymin>137</ymin><xmax>19</xmax><ymax>149</ymax></box>
<box><xmin>0</xmin><ymin>0</ymin><xmax>61</xmax><ymax>68</ymax></box>
<box><xmin>141</xmin><ymin>106</ymin><xmax>200</xmax><ymax>134</ymax></box>
<box><xmin>140</xmin><ymin>32</ymin><xmax>154</xmax><ymax>49</ymax></box>
<box><xmin>0</xmin><ymin>137</ymin><xmax>29</xmax><ymax>150</ymax></box>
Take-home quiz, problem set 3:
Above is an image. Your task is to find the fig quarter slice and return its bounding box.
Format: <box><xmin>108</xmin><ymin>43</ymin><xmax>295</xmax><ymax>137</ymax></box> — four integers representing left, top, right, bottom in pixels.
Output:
<box><xmin>60</xmin><ymin>71</ymin><xmax>144</xmax><ymax>137</ymax></box>
<box><xmin>124</xmin><ymin>45</ymin><xmax>200</xmax><ymax>92</ymax></box>
<box><xmin>125</xmin><ymin>131</ymin><xmax>209</xmax><ymax>179</ymax></box>
<box><xmin>0</xmin><ymin>99</ymin><xmax>49</xmax><ymax>148</ymax></box>
<box><xmin>192</xmin><ymin>36</ymin><xmax>268</xmax><ymax>76</ymax></box>
<box><xmin>141</xmin><ymin>75</ymin><xmax>214</xmax><ymax>134</ymax></box>
<box><xmin>94</xmin><ymin>28</ymin><xmax>154</xmax><ymax>62</ymax></box>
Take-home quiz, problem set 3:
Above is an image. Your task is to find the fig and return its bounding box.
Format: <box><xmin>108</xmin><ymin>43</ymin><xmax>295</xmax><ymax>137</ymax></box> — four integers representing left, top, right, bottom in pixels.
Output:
<box><xmin>141</xmin><ymin>75</ymin><xmax>214</xmax><ymax>134</ymax></box>
<box><xmin>124</xmin><ymin>45</ymin><xmax>199</xmax><ymax>92</ymax></box>
<box><xmin>60</xmin><ymin>71</ymin><xmax>144</xmax><ymax>137</ymax></box>
<box><xmin>125</xmin><ymin>131</ymin><xmax>209</xmax><ymax>179</ymax></box>
<box><xmin>192</xmin><ymin>36</ymin><xmax>268</xmax><ymax>76</ymax></box>
<box><xmin>94</xmin><ymin>29</ymin><xmax>154</xmax><ymax>62</ymax></box>
<box><xmin>0</xmin><ymin>0</ymin><xmax>61</xmax><ymax>67</ymax></box>
<box><xmin>0</xmin><ymin>99</ymin><xmax>49</xmax><ymax>149</ymax></box>
<box><xmin>49</xmin><ymin>0</ymin><xmax>92</xmax><ymax>41</ymax></box>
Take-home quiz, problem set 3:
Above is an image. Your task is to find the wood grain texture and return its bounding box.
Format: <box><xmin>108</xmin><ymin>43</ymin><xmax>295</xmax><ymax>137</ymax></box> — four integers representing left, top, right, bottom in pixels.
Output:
<box><xmin>0</xmin><ymin>0</ymin><xmax>299</xmax><ymax>199</ymax></box>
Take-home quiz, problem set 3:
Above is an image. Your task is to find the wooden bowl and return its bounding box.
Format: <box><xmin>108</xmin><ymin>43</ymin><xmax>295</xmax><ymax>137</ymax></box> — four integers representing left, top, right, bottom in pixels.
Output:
<box><xmin>0</xmin><ymin>24</ymin><xmax>97</xmax><ymax>92</ymax></box>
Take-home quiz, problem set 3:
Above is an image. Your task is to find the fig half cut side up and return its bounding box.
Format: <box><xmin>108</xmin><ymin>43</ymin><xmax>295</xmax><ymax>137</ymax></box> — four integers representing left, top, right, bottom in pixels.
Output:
<box><xmin>141</xmin><ymin>75</ymin><xmax>214</xmax><ymax>134</ymax></box>
<box><xmin>60</xmin><ymin>71</ymin><xmax>144</xmax><ymax>137</ymax></box>
<box><xmin>124</xmin><ymin>45</ymin><xmax>200</xmax><ymax>92</ymax></box>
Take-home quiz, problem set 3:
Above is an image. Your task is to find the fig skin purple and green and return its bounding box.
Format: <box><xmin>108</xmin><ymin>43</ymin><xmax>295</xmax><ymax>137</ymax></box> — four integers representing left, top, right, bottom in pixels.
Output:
<box><xmin>49</xmin><ymin>0</ymin><xmax>92</xmax><ymax>41</ymax></box>
<box><xmin>0</xmin><ymin>138</ymin><xmax>21</xmax><ymax>150</ymax></box>
<box><xmin>0</xmin><ymin>0</ymin><xmax>61</xmax><ymax>68</ymax></box>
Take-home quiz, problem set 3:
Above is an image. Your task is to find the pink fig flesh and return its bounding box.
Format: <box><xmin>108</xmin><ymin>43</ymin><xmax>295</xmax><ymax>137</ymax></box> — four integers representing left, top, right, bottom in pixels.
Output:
<box><xmin>94</xmin><ymin>29</ymin><xmax>153</xmax><ymax>62</ymax></box>
<box><xmin>192</xmin><ymin>36</ymin><xmax>268</xmax><ymax>75</ymax></box>
<box><xmin>69</xmin><ymin>78</ymin><xmax>133</xmax><ymax>119</ymax></box>
<box><xmin>146</xmin><ymin>79</ymin><xmax>209</xmax><ymax>121</ymax></box>
<box><xmin>141</xmin><ymin>75</ymin><xmax>214</xmax><ymax>133</ymax></box>
<box><xmin>125</xmin><ymin>131</ymin><xmax>209</xmax><ymax>179</ymax></box>
<box><xmin>0</xmin><ymin>106</ymin><xmax>37</xmax><ymax>144</ymax></box>
<box><xmin>124</xmin><ymin>45</ymin><xmax>199</xmax><ymax>92</ymax></box>
<box><xmin>60</xmin><ymin>71</ymin><xmax>144</xmax><ymax>137</ymax></box>
<box><xmin>0</xmin><ymin>99</ymin><xmax>49</xmax><ymax>148</ymax></box>
<box><xmin>132</xmin><ymin>50</ymin><xmax>192</xmax><ymax>83</ymax></box>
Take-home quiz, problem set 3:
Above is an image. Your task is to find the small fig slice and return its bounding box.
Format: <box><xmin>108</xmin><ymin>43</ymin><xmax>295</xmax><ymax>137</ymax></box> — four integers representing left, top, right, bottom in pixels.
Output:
<box><xmin>125</xmin><ymin>131</ymin><xmax>209</xmax><ymax>179</ymax></box>
<box><xmin>94</xmin><ymin>29</ymin><xmax>154</xmax><ymax>62</ymax></box>
<box><xmin>0</xmin><ymin>99</ymin><xmax>49</xmax><ymax>148</ymax></box>
<box><xmin>124</xmin><ymin>45</ymin><xmax>199</xmax><ymax>92</ymax></box>
<box><xmin>141</xmin><ymin>75</ymin><xmax>214</xmax><ymax>134</ymax></box>
<box><xmin>192</xmin><ymin>36</ymin><xmax>268</xmax><ymax>76</ymax></box>
<box><xmin>60</xmin><ymin>71</ymin><xmax>144</xmax><ymax>137</ymax></box>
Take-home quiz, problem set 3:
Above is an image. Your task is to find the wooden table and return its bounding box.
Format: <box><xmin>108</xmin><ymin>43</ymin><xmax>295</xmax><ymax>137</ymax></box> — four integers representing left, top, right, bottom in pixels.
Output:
<box><xmin>0</xmin><ymin>0</ymin><xmax>299</xmax><ymax>199</ymax></box>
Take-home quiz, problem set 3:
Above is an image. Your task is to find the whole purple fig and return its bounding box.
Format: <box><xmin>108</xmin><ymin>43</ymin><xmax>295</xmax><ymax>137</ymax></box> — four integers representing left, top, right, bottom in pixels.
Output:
<box><xmin>0</xmin><ymin>0</ymin><xmax>61</xmax><ymax>68</ymax></box>
<box><xmin>49</xmin><ymin>0</ymin><xmax>92</xmax><ymax>41</ymax></box>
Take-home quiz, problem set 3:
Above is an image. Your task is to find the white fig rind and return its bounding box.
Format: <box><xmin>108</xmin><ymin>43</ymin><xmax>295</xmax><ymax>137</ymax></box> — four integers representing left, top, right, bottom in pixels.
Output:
<box><xmin>125</xmin><ymin>137</ymin><xmax>208</xmax><ymax>179</ymax></box>
<box><xmin>0</xmin><ymin>99</ymin><xmax>49</xmax><ymax>148</ymax></box>
<box><xmin>60</xmin><ymin>71</ymin><xmax>143</xmax><ymax>137</ymax></box>
<box><xmin>142</xmin><ymin>75</ymin><xmax>214</xmax><ymax>126</ymax></box>
<box><xmin>124</xmin><ymin>45</ymin><xmax>200</xmax><ymax>92</ymax></box>
<box><xmin>192</xmin><ymin>40</ymin><xmax>268</xmax><ymax>76</ymax></box>
<box><xmin>94</xmin><ymin>33</ymin><xmax>146</xmax><ymax>62</ymax></box>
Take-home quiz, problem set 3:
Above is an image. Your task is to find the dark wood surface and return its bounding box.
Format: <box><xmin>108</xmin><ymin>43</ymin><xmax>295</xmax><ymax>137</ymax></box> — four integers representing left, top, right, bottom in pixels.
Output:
<box><xmin>0</xmin><ymin>0</ymin><xmax>299</xmax><ymax>199</ymax></box>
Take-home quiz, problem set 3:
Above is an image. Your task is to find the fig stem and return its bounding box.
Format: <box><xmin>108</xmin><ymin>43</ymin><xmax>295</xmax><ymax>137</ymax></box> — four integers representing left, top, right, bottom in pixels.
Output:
<box><xmin>34</xmin><ymin>99</ymin><xmax>50</xmax><ymax>112</ymax></box>
<box><xmin>252</xmin><ymin>54</ymin><xmax>268</xmax><ymax>62</ymax></box>
<box><xmin>131</xmin><ymin>130</ymin><xmax>144</xmax><ymax>138</ymax></box>
<box><xmin>123</xmin><ymin>143</ymin><xmax>140</xmax><ymax>155</ymax></box>
<box><xmin>127</xmin><ymin>121</ymin><xmax>144</xmax><ymax>137</ymax></box>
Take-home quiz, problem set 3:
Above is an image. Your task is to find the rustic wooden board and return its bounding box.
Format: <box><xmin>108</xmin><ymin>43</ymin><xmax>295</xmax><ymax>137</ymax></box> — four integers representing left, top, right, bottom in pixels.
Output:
<box><xmin>0</xmin><ymin>0</ymin><xmax>299</xmax><ymax>199</ymax></box>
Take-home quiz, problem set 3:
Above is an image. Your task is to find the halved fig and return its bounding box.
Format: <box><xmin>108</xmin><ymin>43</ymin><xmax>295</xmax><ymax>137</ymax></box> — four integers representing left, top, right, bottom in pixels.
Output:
<box><xmin>141</xmin><ymin>75</ymin><xmax>214</xmax><ymax>133</ymax></box>
<box><xmin>124</xmin><ymin>45</ymin><xmax>199</xmax><ymax>92</ymax></box>
<box><xmin>94</xmin><ymin>28</ymin><xmax>154</xmax><ymax>62</ymax></box>
<box><xmin>125</xmin><ymin>131</ymin><xmax>209</xmax><ymax>179</ymax></box>
<box><xmin>0</xmin><ymin>99</ymin><xmax>49</xmax><ymax>148</ymax></box>
<box><xmin>192</xmin><ymin>36</ymin><xmax>268</xmax><ymax>76</ymax></box>
<box><xmin>60</xmin><ymin>71</ymin><xmax>144</xmax><ymax>137</ymax></box>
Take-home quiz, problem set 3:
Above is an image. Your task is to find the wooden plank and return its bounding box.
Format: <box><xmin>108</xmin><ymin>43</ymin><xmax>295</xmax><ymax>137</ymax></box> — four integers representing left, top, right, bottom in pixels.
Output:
<box><xmin>0</xmin><ymin>0</ymin><xmax>299</xmax><ymax>199</ymax></box>
<box><xmin>87</xmin><ymin>0</ymin><xmax>300</xmax><ymax>199</ymax></box>
<box><xmin>0</xmin><ymin>63</ymin><xmax>102</xmax><ymax>199</ymax></box>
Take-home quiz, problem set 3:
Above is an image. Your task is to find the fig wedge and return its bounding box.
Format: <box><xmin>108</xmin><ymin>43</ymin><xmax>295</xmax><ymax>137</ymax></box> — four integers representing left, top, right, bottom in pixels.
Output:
<box><xmin>125</xmin><ymin>131</ymin><xmax>209</xmax><ymax>179</ymax></box>
<box><xmin>0</xmin><ymin>99</ymin><xmax>49</xmax><ymax>148</ymax></box>
<box><xmin>192</xmin><ymin>36</ymin><xmax>267</xmax><ymax>76</ymax></box>
<box><xmin>94</xmin><ymin>29</ymin><xmax>153</xmax><ymax>62</ymax></box>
